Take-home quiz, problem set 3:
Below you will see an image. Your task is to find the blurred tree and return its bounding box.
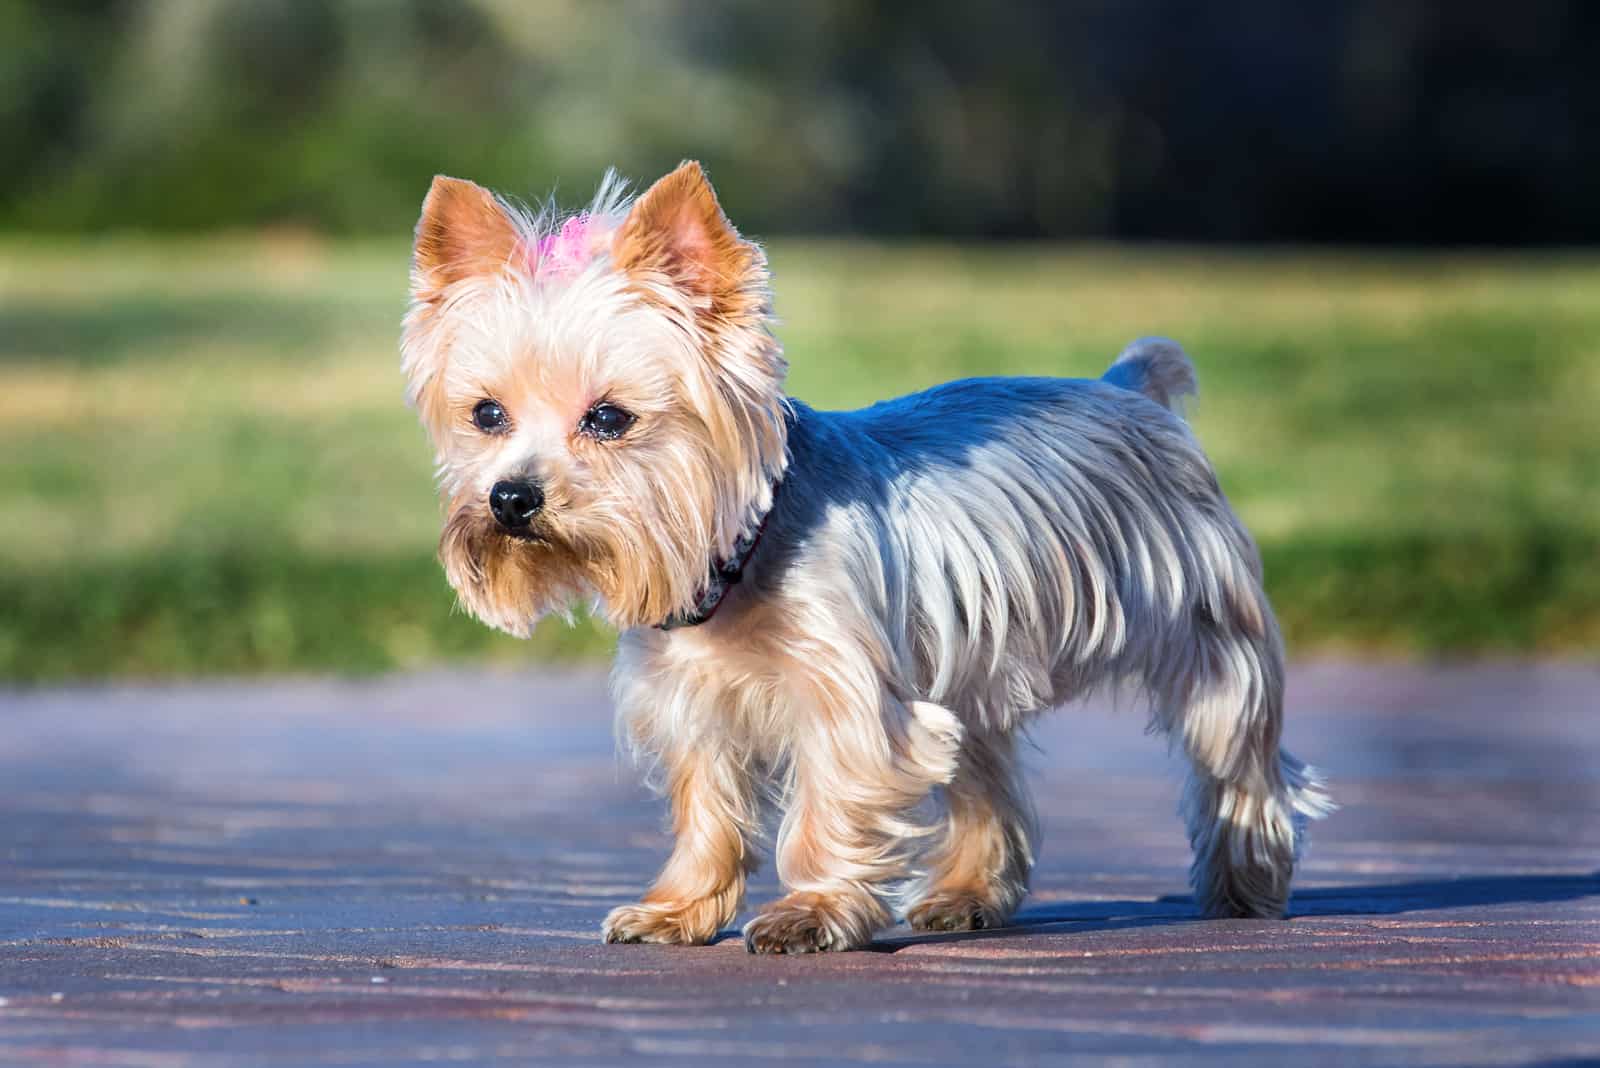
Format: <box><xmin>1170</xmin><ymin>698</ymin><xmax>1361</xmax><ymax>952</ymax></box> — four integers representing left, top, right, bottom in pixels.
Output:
<box><xmin>0</xmin><ymin>0</ymin><xmax>1595</xmax><ymax>241</ymax></box>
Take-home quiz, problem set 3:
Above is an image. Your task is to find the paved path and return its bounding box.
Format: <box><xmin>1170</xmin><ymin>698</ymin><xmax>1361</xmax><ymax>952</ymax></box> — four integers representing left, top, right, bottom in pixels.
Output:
<box><xmin>1</xmin><ymin>663</ymin><xmax>1596</xmax><ymax>1066</ymax></box>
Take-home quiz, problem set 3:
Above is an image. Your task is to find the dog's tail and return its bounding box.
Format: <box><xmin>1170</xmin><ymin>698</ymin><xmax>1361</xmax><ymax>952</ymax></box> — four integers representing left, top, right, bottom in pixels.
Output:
<box><xmin>1101</xmin><ymin>336</ymin><xmax>1197</xmax><ymax>416</ymax></box>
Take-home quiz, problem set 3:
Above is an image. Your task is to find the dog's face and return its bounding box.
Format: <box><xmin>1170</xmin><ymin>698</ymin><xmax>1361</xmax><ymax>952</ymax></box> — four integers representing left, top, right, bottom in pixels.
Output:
<box><xmin>402</xmin><ymin>163</ymin><xmax>788</xmax><ymax>634</ymax></box>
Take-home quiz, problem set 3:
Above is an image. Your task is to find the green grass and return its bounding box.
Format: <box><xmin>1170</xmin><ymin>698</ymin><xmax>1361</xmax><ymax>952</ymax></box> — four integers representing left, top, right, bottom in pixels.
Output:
<box><xmin>2</xmin><ymin>236</ymin><xmax>1596</xmax><ymax>681</ymax></box>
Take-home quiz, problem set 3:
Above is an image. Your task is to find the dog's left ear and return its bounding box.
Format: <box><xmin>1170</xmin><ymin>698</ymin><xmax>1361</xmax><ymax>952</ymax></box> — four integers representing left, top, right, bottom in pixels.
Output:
<box><xmin>613</xmin><ymin>161</ymin><xmax>765</xmax><ymax>322</ymax></box>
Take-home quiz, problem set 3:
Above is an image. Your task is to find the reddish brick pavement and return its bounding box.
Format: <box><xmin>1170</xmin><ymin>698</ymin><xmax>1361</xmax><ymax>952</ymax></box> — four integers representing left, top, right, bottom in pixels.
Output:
<box><xmin>1</xmin><ymin>663</ymin><xmax>1596</xmax><ymax>1066</ymax></box>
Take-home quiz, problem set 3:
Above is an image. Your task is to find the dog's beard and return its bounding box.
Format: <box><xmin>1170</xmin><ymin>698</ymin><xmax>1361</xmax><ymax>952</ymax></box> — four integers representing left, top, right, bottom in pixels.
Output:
<box><xmin>436</xmin><ymin>492</ymin><xmax>716</xmax><ymax>635</ymax></box>
<box><xmin>566</xmin><ymin>506</ymin><xmax>709</xmax><ymax>629</ymax></box>
<box><xmin>438</xmin><ymin>504</ymin><xmax>588</xmax><ymax>636</ymax></box>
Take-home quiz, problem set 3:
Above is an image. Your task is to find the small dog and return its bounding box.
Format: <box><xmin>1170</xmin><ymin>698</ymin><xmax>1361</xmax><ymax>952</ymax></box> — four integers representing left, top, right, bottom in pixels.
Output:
<box><xmin>402</xmin><ymin>161</ymin><xmax>1329</xmax><ymax>953</ymax></box>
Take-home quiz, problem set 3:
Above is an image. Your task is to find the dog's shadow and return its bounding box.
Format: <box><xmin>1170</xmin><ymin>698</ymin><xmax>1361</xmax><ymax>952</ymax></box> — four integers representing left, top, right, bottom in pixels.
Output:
<box><xmin>852</xmin><ymin>871</ymin><xmax>1600</xmax><ymax>952</ymax></box>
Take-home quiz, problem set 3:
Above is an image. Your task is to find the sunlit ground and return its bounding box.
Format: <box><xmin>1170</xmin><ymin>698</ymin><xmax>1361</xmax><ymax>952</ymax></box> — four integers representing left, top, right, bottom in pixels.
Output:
<box><xmin>2</xmin><ymin>237</ymin><xmax>1596</xmax><ymax>680</ymax></box>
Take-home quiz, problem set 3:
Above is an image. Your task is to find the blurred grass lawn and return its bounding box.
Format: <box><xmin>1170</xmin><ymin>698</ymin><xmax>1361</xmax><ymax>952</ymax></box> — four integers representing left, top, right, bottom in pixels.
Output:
<box><xmin>2</xmin><ymin>236</ymin><xmax>1596</xmax><ymax>681</ymax></box>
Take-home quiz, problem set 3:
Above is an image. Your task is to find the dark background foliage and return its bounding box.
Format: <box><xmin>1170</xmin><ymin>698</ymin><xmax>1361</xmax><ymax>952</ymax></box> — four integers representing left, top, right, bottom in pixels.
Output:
<box><xmin>4</xmin><ymin>0</ymin><xmax>1596</xmax><ymax>241</ymax></box>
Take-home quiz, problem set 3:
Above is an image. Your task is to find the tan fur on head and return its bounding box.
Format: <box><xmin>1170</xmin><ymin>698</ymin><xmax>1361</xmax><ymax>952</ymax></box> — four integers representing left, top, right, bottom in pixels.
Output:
<box><xmin>401</xmin><ymin>163</ymin><xmax>789</xmax><ymax>634</ymax></box>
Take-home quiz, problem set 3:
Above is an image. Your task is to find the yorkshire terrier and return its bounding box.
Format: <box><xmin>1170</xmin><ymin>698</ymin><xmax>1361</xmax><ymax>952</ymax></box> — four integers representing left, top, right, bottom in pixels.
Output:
<box><xmin>402</xmin><ymin>161</ymin><xmax>1330</xmax><ymax>954</ymax></box>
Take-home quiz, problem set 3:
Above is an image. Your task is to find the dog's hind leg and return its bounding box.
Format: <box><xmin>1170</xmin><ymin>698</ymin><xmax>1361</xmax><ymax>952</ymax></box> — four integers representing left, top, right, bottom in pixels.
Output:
<box><xmin>1151</xmin><ymin>599</ymin><xmax>1331</xmax><ymax>919</ymax></box>
<box><xmin>904</xmin><ymin>728</ymin><xmax>1035</xmax><ymax>932</ymax></box>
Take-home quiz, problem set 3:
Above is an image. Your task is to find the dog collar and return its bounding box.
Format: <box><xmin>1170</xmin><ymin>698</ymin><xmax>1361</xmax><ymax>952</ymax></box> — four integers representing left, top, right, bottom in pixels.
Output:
<box><xmin>657</xmin><ymin>483</ymin><xmax>780</xmax><ymax>631</ymax></box>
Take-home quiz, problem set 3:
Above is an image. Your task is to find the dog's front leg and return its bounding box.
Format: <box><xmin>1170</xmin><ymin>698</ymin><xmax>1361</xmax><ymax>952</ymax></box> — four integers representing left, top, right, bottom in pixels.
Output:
<box><xmin>603</xmin><ymin>743</ymin><xmax>758</xmax><ymax>945</ymax></box>
<box><xmin>743</xmin><ymin>690</ymin><xmax>964</xmax><ymax>954</ymax></box>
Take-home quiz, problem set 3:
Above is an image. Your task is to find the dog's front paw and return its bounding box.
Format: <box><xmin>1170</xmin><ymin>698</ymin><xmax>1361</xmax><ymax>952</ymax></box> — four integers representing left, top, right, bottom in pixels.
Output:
<box><xmin>743</xmin><ymin>906</ymin><xmax>834</xmax><ymax>955</ymax></box>
<box><xmin>602</xmin><ymin>900</ymin><xmax>724</xmax><ymax>946</ymax></box>
<box><xmin>742</xmin><ymin>891</ymin><xmax>881</xmax><ymax>955</ymax></box>
<box><xmin>906</xmin><ymin>891</ymin><xmax>1009</xmax><ymax>933</ymax></box>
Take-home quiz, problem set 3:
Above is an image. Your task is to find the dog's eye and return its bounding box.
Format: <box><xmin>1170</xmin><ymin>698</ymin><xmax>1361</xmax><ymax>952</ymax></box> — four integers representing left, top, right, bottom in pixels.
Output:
<box><xmin>472</xmin><ymin>399</ymin><xmax>509</xmax><ymax>433</ymax></box>
<box><xmin>580</xmin><ymin>401</ymin><xmax>635</xmax><ymax>441</ymax></box>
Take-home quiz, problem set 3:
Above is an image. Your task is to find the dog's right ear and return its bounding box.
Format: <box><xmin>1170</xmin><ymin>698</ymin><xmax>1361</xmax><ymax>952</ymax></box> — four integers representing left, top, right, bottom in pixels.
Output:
<box><xmin>404</xmin><ymin>177</ymin><xmax>519</xmax><ymax>443</ymax></box>
<box><xmin>411</xmin><ymin>176</ymin><xmax>520</xmax><ymax>300</ymax></box>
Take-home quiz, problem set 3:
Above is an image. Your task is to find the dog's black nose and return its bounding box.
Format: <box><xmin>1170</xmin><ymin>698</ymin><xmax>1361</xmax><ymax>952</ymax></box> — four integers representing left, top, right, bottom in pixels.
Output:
<box><xmin>489</xmin><ymin>479</ymin><xmax>543</xmax><ymax>530</ymax></box>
